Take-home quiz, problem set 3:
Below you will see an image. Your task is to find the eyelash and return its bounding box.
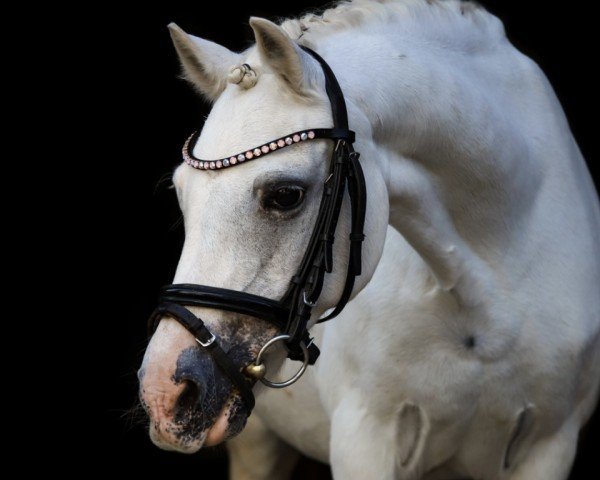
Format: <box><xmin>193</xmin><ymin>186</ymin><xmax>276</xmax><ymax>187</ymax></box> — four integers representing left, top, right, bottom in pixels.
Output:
<box><xmin>262</xmin><ymin>185</ymin><xmax>306</xmax><ymax>211</ymax></box>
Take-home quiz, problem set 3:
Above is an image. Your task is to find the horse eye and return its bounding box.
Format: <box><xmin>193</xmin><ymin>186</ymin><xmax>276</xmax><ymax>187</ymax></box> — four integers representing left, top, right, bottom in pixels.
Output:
<box><xmin>264</xmin><ymin>186</ymin><xmax>305</xmax><ymax>210</ymax></box>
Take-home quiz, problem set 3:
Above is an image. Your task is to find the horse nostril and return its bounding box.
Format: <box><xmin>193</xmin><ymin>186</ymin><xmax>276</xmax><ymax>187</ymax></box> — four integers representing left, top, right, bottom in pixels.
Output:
<box><xmin>177</xmin><ymin>379</ymin><xmax>206</xmax><ymax>411</ymax></box>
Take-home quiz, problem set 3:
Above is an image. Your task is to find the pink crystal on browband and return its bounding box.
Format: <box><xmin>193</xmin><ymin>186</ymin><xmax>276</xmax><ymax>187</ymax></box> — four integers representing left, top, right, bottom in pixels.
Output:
<box><xmin>183</xmin><ymin>130</ymin><xmax>317</xmax><ymax>171</ymax></box>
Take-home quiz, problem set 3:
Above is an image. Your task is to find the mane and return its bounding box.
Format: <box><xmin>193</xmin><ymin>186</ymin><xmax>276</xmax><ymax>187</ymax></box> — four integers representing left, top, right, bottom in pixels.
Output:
<box><xmin>280</xmin><ymin>0</ymin><xmax>506</xmax><ymax>52</ymax></box>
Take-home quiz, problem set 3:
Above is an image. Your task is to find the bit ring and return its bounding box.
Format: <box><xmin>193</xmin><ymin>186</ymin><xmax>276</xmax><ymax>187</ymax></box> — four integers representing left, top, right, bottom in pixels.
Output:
<box><xmin>253</xmin><ymin>335</ymin><xmax>309</xmax><ymax>388</ymax></box>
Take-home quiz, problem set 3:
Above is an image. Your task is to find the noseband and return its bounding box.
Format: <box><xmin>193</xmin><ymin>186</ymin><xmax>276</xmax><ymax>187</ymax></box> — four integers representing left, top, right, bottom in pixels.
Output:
<box><xmin>148</xmin><ymin>47</ymin><xmax>366</xmax><ymax>413</ymax></box>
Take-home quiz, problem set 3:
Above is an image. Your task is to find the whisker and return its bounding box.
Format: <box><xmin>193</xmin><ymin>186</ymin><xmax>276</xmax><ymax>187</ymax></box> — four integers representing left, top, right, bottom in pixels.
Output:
<box><xmin>154</xmin><ymin>172</ymin><xmax>174</xmax><ymax>195</ymax></box>
<box><xmin>119</xmin><ymin>401</ymin><xmax>149</xmax><ymax>430</ymax></box>
<box><xmin>170</xmin><ymin>215</ymin><xmax>184</xmax><ymax>231</ymax></box>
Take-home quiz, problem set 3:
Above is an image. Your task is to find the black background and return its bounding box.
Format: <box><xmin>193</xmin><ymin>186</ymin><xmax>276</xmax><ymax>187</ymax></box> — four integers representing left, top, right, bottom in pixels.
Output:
<box><xmin>97</xmin><ymin>1</ymin><xmax>598</xmax><ymax>477</ymax></box>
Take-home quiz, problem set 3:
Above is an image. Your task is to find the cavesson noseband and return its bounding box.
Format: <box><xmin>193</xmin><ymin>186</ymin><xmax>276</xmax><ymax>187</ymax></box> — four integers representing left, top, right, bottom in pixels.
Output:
<box><xmin>148</xmin><ymin>47</ymin><xmax>367</xmax><ymax>413</ymax></box>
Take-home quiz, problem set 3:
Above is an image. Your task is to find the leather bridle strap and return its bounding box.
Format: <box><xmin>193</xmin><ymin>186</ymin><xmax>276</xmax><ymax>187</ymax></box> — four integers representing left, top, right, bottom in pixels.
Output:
<box><xmin>281</xmin><ymin>47</ymin><xmax>367</xmax><ymax>357</ymax></box>
<box><xmin>304</xmin><ymin>48</ymin><xmax>367</xmax><ymax>321</ymax></box>
<box><xmin>160</xmin><ymin>284</ymin><xmax>288</xmax><ymax>330</ymax></box>
<box><xmin>318</xmin><ymin>148</ymin><xmax>367</xmax><ymax>322</ymax></box>
<box><xmin>148</xmin><ymin>302</ymin><xmax>256</xmax><ymax>410</ymax></box>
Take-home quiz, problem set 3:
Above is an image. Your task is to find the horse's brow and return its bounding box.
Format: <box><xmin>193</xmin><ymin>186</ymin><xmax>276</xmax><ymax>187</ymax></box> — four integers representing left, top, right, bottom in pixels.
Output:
<box><xmin>252</xmin><ymin>171</ymin><xmax>310</xmax><ymax>190</ymax></box>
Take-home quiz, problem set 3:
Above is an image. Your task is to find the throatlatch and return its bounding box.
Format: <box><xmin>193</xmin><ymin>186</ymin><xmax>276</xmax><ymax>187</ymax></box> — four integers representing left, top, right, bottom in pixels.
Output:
<box><xmin>148</xmin><ymin>46</ymin><xmax>367</xmax><ymax>412</ymax></box>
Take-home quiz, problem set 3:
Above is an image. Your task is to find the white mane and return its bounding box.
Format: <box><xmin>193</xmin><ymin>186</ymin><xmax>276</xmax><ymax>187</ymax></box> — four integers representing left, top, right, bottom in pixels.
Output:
<box><xmin>281</xmin><ymin>0</ymin><xmax>506</xmax><ymax>52</ymax></box>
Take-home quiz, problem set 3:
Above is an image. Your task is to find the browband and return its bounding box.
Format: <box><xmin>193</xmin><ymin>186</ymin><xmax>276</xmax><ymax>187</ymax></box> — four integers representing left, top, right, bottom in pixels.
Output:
<box><xmin>183</xmin><ymin>128</ymin><xmax>356</xmax><ymax>170</ymax></box>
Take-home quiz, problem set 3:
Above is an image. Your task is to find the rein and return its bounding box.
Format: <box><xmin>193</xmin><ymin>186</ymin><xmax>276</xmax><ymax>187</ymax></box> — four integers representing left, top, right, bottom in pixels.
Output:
<box><xmin>148</xmin><ymin>46</ymin><xmax>367</xmax><ymax>413</ymax></box>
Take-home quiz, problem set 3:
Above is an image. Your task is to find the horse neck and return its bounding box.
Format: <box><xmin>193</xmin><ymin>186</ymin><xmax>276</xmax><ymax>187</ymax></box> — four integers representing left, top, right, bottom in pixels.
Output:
<box><xmin>299</xmin><ymin>14</ymin><xmax>599</xmax><ymax>301</ymax></box>
<box><xmin>309</xmin><ymin>20</ymin><xmax>580</xmax><ymax>251</ymax></box>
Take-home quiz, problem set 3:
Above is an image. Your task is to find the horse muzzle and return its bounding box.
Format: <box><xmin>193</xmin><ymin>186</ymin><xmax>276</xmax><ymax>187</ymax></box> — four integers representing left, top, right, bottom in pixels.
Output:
<box><xmin>140</xmin><ymin>317</ymin><xmax>261</xmax><ymax>451</ymax></box>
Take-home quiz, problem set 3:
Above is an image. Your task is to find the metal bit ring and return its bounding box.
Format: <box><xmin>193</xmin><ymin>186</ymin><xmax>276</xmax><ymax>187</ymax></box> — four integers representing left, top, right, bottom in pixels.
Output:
<box><xmin>253</xmin><ymin>334</ymin><xmax>309</xmax><ymax>388</ymax></box>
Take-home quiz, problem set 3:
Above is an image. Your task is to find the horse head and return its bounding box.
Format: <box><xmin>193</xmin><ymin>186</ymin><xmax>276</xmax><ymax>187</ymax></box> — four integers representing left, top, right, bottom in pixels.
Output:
<box><xmin>139</xmin><ymin>18</ymin><xmax>388</xmax><ymax>453</ymax></box>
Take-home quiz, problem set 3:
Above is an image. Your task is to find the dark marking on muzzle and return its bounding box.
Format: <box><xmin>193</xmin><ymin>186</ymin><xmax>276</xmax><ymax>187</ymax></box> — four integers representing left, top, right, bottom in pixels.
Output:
<box><xmin>171</xmin><ymin>346</ymin><xmax>233</xmax><ymax>441</ymax></box>
<box><xmin>167</xmin><ymin>317</ymin><xmax>278</xmax><ymax>443</ymax></box>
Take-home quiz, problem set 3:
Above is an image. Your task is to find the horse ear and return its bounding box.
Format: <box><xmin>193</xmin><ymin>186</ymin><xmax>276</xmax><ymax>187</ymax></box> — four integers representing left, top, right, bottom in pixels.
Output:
<box><xmin>250</xmin><ymin>17</ymin><xmax>310</xmax><ymax>94</ymax></box>
<box><xmin>168</xmin><ymin>23</ymin><xmax>240</xmax><ymax>102</ymax></box>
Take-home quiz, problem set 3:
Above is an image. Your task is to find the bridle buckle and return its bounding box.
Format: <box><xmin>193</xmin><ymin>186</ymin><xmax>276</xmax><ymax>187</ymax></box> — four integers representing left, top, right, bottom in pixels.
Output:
<box><xmin>303</xmin><ymin>291</ymin><xmax>317</xmax><ymax>307</ymax></box>
<box><xmin>196</xmin><ymin>332</ymin><xmax>216</xmax><ymax>348</ymax></box>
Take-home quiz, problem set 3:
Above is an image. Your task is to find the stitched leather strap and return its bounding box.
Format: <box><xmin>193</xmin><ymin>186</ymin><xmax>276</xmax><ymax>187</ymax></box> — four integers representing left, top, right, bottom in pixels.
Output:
<box><xmin>318</xmin><ymin>151</ymin><xmax>367</xmax><ymax>322</ymax></box>
<box><xmin>160</xmin><ymin>284</ymin><xmax>288</xmax><ymax>330</ymax></box>
<box><xmin>282</xmin><ymin>47</ymin><xmax>367</xmax><ymax>357</ymax></box>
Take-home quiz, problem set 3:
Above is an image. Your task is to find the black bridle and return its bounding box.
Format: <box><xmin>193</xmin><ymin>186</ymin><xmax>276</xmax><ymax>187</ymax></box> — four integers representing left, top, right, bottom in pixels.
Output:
<box><xmin>148</xmin><ymin>47</ymin><xmax>367</xmax><ymax>413</ymax></box>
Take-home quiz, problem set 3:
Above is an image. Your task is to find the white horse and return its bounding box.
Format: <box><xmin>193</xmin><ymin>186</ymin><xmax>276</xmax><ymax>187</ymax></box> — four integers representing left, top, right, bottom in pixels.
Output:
<box><xmin>139</xmin><ymin>1</ymin><xmax>600</xmax><ymax>479</ymax></box>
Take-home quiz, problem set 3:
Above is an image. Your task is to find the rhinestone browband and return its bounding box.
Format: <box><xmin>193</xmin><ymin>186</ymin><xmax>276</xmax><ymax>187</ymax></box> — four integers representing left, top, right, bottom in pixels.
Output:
<box><xmin>182</xmin><ymin>129</ymin><xmax>318</xmax><ymax>170</ymax></box>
